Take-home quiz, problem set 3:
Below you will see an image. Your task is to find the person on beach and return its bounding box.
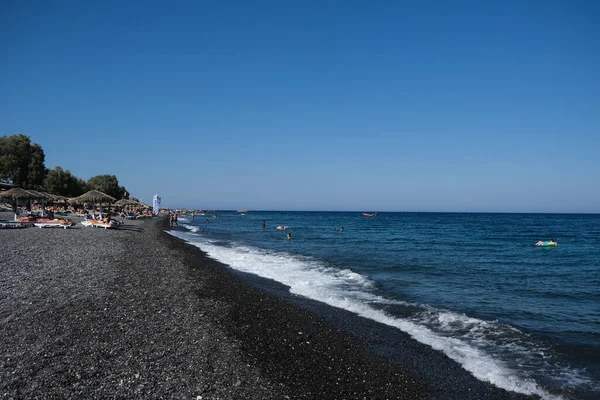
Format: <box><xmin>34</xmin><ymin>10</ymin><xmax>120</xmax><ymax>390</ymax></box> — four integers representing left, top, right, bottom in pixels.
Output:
<box><xmin>287</xmin><ymin>232</ymin><xmax>291</xmax><ymax>241</ymax></box>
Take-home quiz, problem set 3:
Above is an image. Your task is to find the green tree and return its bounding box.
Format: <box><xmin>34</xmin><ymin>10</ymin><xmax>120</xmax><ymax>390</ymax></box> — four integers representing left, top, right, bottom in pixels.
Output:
<box><xmin>87</xmin><ymin>174</ymin><xmax>127</xmax><ymax>199</ymax></box>
<box><xmin>0</xmin><ymin>134</ymin><xmax>46</xmax><ymax>188</ymax></box>
<box><xmin>44</xmin><ymin>166</ymin><xmax>87</xmax><ymax>197</ymax></box>
<box><xmin>27</xmin><ymin>143</ymin><xmax>46</xmax><ymax>188</ymax></box>
<box><xmin>119</xmin><ymin>185</ymin><xmax>129</xmax><ymax>199</ymax></box>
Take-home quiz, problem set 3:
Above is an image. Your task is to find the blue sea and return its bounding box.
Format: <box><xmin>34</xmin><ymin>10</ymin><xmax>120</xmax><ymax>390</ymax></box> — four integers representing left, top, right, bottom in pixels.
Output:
<box><xmin>168</xmin><ymin>212</ymin><xmax>599</xmax><ymax>399</ymax></box>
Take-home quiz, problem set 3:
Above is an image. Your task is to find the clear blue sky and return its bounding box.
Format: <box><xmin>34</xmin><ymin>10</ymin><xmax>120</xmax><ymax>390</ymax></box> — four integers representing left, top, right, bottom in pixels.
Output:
<box><xmin>2</xmin><ymin>1</ymin><xmax>599</xmax><ymax>212</ymax></box>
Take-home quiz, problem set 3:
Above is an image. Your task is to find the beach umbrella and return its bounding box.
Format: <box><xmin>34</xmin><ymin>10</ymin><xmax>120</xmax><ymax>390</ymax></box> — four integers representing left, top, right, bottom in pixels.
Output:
<box><xmin>69</xmin><ymin>190</ymin><xmax>117</xmax><ymax>218</ymax></box>
<box><xmin>45</xmin><ymin>193</ymin><xmax>67</xmax><ymax>202</ymax></box>
<box><xmin>25</xmin><ymin>190</ymin><xmax>56</xmax><ymax>216</ymax></box>
<box><xmin>0</xmin><ymin>187</ymin><xmax>45</xmax><ymax>213</ymax></box>
<box><xmin>26</xmin><ymin>189</ymin><xmax>55</xmax><ymax>202</ymax></box>
<box><xmin>69</xmin><ymin>190</ymin><xmax>116</xmax><ymax>204</ymax></box>
<box><xmin>0</xmin><ymin>187</ymin><xmax>45</xmax><ymax>201</ymax></box>
<box><xmin>115</xmin><ymin>198</ymin><xmax>139</xmax><ymax>206</ymax></box>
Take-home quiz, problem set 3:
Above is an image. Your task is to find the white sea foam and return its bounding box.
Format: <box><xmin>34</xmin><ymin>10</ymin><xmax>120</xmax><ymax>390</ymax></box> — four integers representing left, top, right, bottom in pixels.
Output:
<box><xmin>181</xmin><ymin>223</ymin><xmax>200</xmax><ymax>233</ymax></box>
<box><xmin>168</xmin><ymin>230</ymin><xmax>577</xmax><ymax>399</ymax></box>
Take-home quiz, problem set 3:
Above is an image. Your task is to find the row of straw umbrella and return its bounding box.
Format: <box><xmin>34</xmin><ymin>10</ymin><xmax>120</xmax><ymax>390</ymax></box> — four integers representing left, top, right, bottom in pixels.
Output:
<box><xmin>0</xmin><ymin>187</ymin><xmax>69</xmax><ymax>203</ymax></box>
<box><xmin>0</xmin><ymin>188</ymin><xmax>148</xmax><ymax>208</ymax></box>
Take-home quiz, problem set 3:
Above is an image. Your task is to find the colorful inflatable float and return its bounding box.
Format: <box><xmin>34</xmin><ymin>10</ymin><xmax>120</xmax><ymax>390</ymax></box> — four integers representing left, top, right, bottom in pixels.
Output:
<box><xmin>536</xmin><ymin>240</ymin><xmax>557</xmax><ymax>247</ymax></box>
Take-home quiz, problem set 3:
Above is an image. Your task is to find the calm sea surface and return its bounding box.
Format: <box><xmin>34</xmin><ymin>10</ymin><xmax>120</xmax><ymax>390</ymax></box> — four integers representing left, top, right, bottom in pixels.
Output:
<box><xmin>168</xmin><ymin>212</ymin><xmax>599</xmax><ymax>399</ymax></box>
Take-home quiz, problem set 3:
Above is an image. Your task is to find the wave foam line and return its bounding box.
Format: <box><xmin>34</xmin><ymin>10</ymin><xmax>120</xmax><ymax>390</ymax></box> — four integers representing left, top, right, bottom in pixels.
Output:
<box><xmin>167</xmin><ymin>231</ymin><xmax>563</xmax><ymax>400</ymax></box>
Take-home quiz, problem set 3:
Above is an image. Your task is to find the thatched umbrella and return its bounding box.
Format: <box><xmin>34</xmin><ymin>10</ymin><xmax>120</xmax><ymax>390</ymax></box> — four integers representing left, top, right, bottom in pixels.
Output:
<box><xmin>0</xmin><ymin>187</ymin><xmax>45</xmax><ymax>201</ymax></box>
<box><xmin>0</xmin><ymin>187</ymin><xmax>45</xmax><ymax>213</ymax></box>
<box><xmin>26</xmin><ymin>189</ymin><xmax>55</xmax><ymax>202</ymax></box>
<box><xmin>115</xmin><ymin>198</ymin><xmax>139</xmax><ymax>206</ymax></box>
<box><xmin>69</xmin><ymin>190</ymin><xmax>116</xmax><ymax>205</ymax></box>
<box><xmin>69</xmin><ymin>190</ymin><xmax>117</xmax><ymax>219</ymax></box>
<box><xmin>25</xmin><ymin>189</ymin><xmax>56</xmax><ymax>216</ymax></box>
<box><xmin>44</xmin><ymin>193</ymin><xmax>66</xmax><ymax>202</ymax></box>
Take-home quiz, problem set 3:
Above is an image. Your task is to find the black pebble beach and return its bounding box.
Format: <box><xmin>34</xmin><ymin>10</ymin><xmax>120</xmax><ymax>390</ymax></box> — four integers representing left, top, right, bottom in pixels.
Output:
<box><xmin>0</xmin><ymin>217</ymin><xmax>538</xmax><ymax>399</ymax></box>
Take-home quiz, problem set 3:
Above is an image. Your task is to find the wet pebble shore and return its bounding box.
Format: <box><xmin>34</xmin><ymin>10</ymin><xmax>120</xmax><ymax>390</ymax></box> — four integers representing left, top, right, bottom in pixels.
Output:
<box><xmin>0</xmin><ymin>217</ymin><xmax>535</xmax><ymax>399</ymax></box>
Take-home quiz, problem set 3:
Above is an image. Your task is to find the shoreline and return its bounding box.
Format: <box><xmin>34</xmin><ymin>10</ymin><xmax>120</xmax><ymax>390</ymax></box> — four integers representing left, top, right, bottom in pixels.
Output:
<box><xmin>1</xmin><ymin>217</ymin><xmax>536</xmax><ymax>399</ymax></box>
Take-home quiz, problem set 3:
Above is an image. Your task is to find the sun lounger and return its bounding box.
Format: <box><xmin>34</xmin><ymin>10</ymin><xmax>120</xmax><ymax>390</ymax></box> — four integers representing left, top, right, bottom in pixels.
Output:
<box><xmin>33</xmin><ymin>219</ymin><xmax>73</xmax><ymax>229</ymax></box>
<box><xmin>0</xmin><ymin>220</ymin><xmax>26</xmax><ymax>229</ymax></box>
<box><xmin>85</xmin><ymin>219</ymin><xmax>114</xmax><ymax>229</ymax></box>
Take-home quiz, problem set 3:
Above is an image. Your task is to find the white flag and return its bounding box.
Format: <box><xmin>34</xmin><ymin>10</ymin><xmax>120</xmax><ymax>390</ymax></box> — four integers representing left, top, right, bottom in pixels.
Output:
<box><xmin>152</xmin><ymin>194</ymin><xmax>161</xmax><ymax>215</ymax></box>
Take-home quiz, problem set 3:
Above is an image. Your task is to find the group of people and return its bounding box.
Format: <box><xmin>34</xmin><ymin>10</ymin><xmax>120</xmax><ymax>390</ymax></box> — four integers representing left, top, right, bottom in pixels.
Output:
<box><xmin>169</xmin><ymin>211</ymin><xmax>179</xmax><ymax>226</ymax></box>
<box><xmin>261</xmin><ymin>220</ymin><xmax>291</xmax><ymax>240</ymax></box>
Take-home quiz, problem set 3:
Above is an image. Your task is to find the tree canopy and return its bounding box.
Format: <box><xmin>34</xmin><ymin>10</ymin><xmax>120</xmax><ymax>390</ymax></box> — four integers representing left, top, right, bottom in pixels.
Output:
<box><xmin>0</xmin><ymin>134</ymin><xmax>46</xmax><ymax>188</ymax></box>
<box><xmin>44</xmin><ymin>166</ymin><xmax>87</xmax><ymax>197</ymax></box>
<box><xmin>1</xmin><ymin>134</ymin><xmax>130</xmax><ymax>199</ymax></box>
<box><xmin>86</xmin><ymin>174</ymin><xmax>127</xmax><ymax>200</ymax></box>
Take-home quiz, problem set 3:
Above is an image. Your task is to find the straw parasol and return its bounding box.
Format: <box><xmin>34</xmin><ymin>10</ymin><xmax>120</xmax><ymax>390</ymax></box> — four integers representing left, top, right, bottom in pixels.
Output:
<box><xmin>0</xmin><ymin>187</ymin><xmax>45</xmax><ymax>201</ymax></box>
<box><xmin>115</xmin><ymin>198</ymin><xmax>140</xmax><ymax>206</ymax></box>
<box><xmin>69</xmin><ymin>190</ymin><xmax>116</xmax><ymax>204</ymax></box>
<box><xmin>26</xmin><ymin>189</ymin><xmax>55</xmax><ymax>202</ymax></box>
<box><xmin>45</xmin><ymin>193</ymin><xmax>68</xmax><ymax>202</ymax></box>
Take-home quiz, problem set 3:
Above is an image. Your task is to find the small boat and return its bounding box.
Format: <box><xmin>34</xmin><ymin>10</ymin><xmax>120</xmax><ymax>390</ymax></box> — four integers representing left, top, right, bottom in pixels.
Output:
<box><xmin>362</xmin><ymin>212</ymin><xmax>377</xmax><ymax>217</ymax></box>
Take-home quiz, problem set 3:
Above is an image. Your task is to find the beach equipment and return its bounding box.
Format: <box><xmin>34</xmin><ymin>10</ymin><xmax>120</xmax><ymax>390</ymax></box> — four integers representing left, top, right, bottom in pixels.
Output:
<box><xmin>536</xmin><ymin>241</ymin><xmax>558</xmax><ymax>247</ymax></box>
<box><xmin>0</xmin><ymin>187</ymin><xmax>46</xmax><ymax>202</ymax></box>
<box><xmin>84</xmin><ymin>219</ymin><xmax>114</xmax><ymax>229</ymax></box>
<box><xmin>0</xmin><ymin>187</ymin><xmax>47</xmax><ymax>216</ymax></box>
<box><xmin>80</xmin><ymin>218</ymin><xmax>114</xmax><ymax>229</ymax></box>
<box><xmin>0</xmin><ymin>221</ymin><xmax>25</xmax><ymax>229</ymax></box>
<box><xmin>24</xmin><ymin>189</ymin><xmax>54</xmax><ymax>202</ymax></box>
<box><xmin>276</xmin><ymin>225</ymin><xmax>287</xmax><ymax>230</ymax></box>
<box><xmin>69</xmin><ymin>189</ymin><xmax>117</xmax><ymax>205</ymax></box>
<box><xmin>115</xmin><ymin>198</ymin><xmax>140</xmax><ymax>206</ymax></box>
<box><xmin>45</xmin><ymin>193</ymin><xmax>69</xmax><ymax>203</ymax></box>
<box><xmin>69</xmin><ymin>190</ymin><xmax>116</xmax><ymax>221</ymax></box>
<box><xmin>33</xmin><ymin>219</ymin><xmax>73</xmax><ymax>229</ymax></box>
<box><xmin>25</xmin><ymin>189</ymin><xmax>55</xmax><ymax>216</ymax></box>
<box><xmin>152</xmin><ymin>194</ymin><xmax>161</xmax><ymax>215</ymax></box>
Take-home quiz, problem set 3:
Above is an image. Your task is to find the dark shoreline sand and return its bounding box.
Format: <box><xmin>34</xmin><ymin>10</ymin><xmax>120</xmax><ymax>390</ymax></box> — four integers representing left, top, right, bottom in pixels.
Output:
<box><xmin>1</xmin><ymin>217</ymin><xmax>536</xmax><ymax>399</ymax></box>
